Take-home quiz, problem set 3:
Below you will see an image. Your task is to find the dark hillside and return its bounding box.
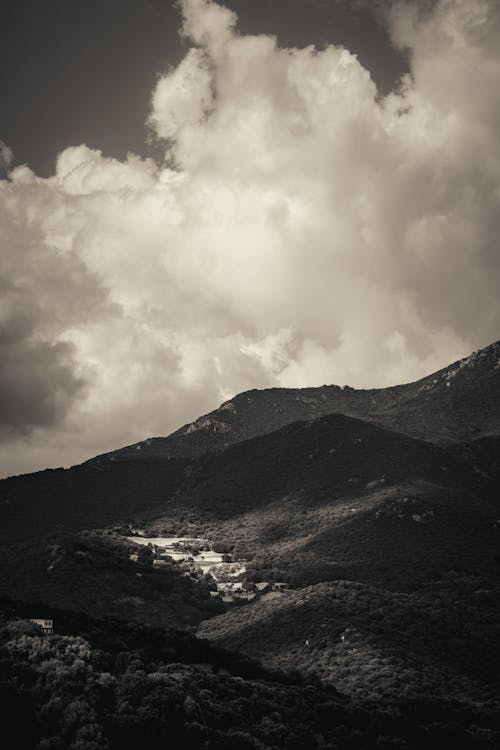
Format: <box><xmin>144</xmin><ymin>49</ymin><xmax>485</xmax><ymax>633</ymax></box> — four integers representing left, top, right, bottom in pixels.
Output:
<box><xmin>199</xmin><ymin>577</ymin><xmax>500</xmax><ymax>704</ymax></box>
<box><xmin>0</xmin><ymin>456</ymin><xmax>188</xmax><ymax>545</ymax></box>
<box><xmin>158</xmin><ymin>414</ymin><xmax>499</xmax><ymax>588</ymax></box>
<box><xmin>177</xmin><ymin>413</ymin><xmax>481</xmax><ymax>517</ymax></box>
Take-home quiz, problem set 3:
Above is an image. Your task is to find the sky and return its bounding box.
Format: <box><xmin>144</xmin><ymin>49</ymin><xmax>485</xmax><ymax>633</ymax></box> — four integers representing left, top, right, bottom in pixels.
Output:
<box><xmin>1</xmin><ymin>0</ymin><xmax>499</xmax><ymax>477</ymax></box>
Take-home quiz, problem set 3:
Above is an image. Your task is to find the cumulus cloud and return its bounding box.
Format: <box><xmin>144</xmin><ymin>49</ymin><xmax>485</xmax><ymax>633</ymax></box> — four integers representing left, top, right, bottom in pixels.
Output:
<box><xmin>1</xmin><ymin>0</ymin><xmax>500</xmax><ymax>476</ymax></box>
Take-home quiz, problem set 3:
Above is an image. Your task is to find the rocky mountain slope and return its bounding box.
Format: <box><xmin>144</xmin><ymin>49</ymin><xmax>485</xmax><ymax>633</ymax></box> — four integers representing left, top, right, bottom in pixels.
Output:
<box><xmin>92</xmin><ymin>339</ymin><xmax>500</xmax><ymax>463</ymax></box>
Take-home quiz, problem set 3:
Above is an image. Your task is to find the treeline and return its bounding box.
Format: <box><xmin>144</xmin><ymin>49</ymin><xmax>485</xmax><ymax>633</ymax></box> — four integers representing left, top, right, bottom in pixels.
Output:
<box><xmin>1</xmin><ymin>598</ymin><xmax>499</xmax><ymax>750</ymax></box>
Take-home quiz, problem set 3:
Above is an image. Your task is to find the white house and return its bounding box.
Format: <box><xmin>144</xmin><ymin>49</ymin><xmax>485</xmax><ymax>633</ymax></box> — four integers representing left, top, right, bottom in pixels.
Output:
<box><xmin>30</xmin><ymin>618</ymin><xmax>54</xmax><ymax>635</ymax></box>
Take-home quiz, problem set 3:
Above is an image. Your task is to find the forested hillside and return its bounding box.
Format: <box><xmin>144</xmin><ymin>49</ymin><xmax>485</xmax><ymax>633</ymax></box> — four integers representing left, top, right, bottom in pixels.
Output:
<box><xmin>2</xmin><ymin>598</ymin><xmax>499</xmax><ymax>750</ymax></box>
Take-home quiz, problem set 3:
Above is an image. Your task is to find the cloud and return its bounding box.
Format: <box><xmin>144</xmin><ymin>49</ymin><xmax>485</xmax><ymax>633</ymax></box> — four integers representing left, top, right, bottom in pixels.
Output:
<box><xmin>1</xmin><ymin>0</ymin><xmax>500</xmax><ymax>476</ymax></box>
<box><xmin>0</xmin><ymin>163</ymin><xmax>110</xmax><ymax>439</ymax></box>
<box><xmin>148</xmin><ymin>48</ymin><xmax>214</xmax><ymax>141</ymax></box>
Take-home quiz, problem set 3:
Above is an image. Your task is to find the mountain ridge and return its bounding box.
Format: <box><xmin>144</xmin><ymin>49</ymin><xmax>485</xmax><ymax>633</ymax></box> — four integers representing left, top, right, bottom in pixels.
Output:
<box><xmin>90</xmin><ymin>339</ymin><xmax>500</xmax><ymax>465</ymax></box>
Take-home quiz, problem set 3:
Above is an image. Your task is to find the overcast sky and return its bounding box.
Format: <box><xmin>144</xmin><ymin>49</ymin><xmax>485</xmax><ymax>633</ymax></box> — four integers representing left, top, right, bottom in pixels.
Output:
<box><xmin>1</xmin><ymin>0</ymin><xmax>499</xmax><ymax>477</ymax></box>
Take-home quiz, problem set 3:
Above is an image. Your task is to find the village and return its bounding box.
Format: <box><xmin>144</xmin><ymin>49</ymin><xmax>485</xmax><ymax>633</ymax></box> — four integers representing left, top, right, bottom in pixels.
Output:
<box><xmin>126</xmin><ymin>534</ymin><xmax>288</xmax><ymax>605</ymax></box>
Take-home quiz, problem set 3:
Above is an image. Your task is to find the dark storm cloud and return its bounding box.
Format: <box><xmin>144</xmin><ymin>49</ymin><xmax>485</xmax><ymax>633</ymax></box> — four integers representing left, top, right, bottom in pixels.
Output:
<box><xmin>0</xmin><ymin>329</ymin><xmax>84</xmax><ymax>437</ymax></box>
<box><xmin>0</xmin><ymin>172</ymin><xmax>110</xmax><ymax>438</ymax></box>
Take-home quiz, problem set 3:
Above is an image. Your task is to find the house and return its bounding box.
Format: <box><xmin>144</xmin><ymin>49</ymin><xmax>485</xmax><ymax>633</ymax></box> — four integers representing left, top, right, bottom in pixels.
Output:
<box><xmin>273</xmin><ymin>582</ymin><xmax>289</xmax><ymax>591</ymax></box>
<box><xmin>30</xmin><ymin>618</ymin><xmax>53</xmax><ymax>635</ymax></box>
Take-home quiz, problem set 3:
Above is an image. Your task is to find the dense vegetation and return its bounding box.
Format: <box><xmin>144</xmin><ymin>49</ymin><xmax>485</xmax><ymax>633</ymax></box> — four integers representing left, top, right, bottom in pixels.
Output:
<box><xmin>2</xmin><ymin>598</ymin><xmax>499</xmax><ymax>750</ymax></box>
<box><xmin>0</xmin><ymin>532</ymin><xmax>221</xmax><ymax>628</ymax></box>
<box><xmin>199</xmin><ymin>577</ymin><xmax>500</xmax><ymax>704</ymax></box>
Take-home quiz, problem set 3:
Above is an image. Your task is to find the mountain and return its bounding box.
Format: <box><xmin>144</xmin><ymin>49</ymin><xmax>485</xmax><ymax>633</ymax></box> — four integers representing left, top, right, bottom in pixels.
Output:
<box><xmin>2</xmin><ymin>339</ymin><xmax>498</xmax><ymax>548</ymax></box>
<box><xmin>91</xmin><ymin>339</ymin><xmax>500</xmax><ymax>463</ymax></box>
<box><xmin>0</xmin><ymin>339</ymin><xmax>499</xmax><ymax>721</ymax></box>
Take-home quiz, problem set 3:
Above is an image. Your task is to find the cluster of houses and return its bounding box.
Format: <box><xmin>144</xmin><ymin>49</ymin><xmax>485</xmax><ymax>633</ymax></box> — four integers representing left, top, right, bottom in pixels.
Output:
<box><xmin>216</xmin><ymin>580</ymin><xmax>289</xmax><ymax>605</ymax></box>
<box><xmin>126</xmin><ymin>534</ymin><xmax>289</xmax><ymax>607</ymax></box>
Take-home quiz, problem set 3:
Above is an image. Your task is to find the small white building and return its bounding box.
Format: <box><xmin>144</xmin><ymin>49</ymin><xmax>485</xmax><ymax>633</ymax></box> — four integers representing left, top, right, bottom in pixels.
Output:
<box><xmin>30</xmin><ymin>618</ymin><xmax>53</xmax><ymax>635</ymax></box>
<box><xmin>255</xmin><ymin>582</ymin><xmax>270</xmax><ymax>592</ymax></box>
